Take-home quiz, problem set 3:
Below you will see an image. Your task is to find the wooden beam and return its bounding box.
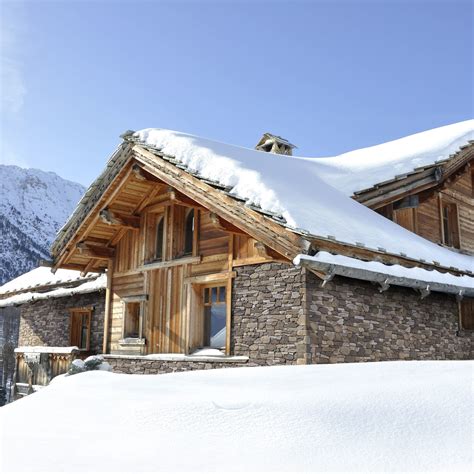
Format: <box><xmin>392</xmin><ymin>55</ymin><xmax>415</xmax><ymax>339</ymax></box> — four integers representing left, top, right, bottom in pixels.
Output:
<box><xmin>76</xmin><ymin>242</ymin><xmax>115</xmax><ymax>258</ymax></box>
<box><xmin>102</xmin><ymin>259</ymin><xmax>114</xmax><ymax>354</ymax></box>
<box><xmin>132</xmin><ymin>147</ymin><xmax>306</xmax><ymax>259</ymax></box>
<box><xmin>138</xmin><ymin>255</ymin><xmax>201</xmax><ymax>271</ymax></box>
<box><xmin>254</xmin><ymin>241</ymin><xmax>269</xmax><ymax>258</ymax></box>
<box><xmin>208</xmin><ymin>212</ymin><xmax>246</xmax><ymax>235</ymax></box>
<box><xmin>184</xmin><ymin>271</ymin><xmax>236</xmax><ymax>285</ymax></box>
<box><xmin>81</xmin><ymin>259</ymin><xmax>96</xmax><ymax>277</ymax></box>
<box><xmin>99</xmin><ymin>208</ymin><xmax>140</xmax><ymax>229</ymax></box>
<box><xmin>108</xmin><ymin>228</ymin><xmax>129</xmax><ymax>247</ymax></box>
<box><xmin>53</xmin><ymin>154</ymin><xmax>135</xmax><ymax>270</ymax></box>
<box><xmin>131</xmin><ymin>163</ymin><xmax>148</xmax><ymax>181</ymax></box>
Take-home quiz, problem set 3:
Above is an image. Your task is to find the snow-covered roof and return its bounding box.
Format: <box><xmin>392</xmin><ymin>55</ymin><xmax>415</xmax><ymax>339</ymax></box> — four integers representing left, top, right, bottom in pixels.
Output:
<box><xmin>295</xmin><ymin>252</ymin><xmax>474</xmax><ymax>297</ymax></box>
<box><xmin>0</xmin><ymin>266</ymin><xmax>106</xmax><ymax>307</ymax></box>
<box><xmin>305</xmin><ymin>119</ymin><xmax>474</xmax><ymax>196</ymax></box>
<box><xmin>133</xmin><ymin>127</ymin><xmax>474</xmax><ymax>274</ymax></box>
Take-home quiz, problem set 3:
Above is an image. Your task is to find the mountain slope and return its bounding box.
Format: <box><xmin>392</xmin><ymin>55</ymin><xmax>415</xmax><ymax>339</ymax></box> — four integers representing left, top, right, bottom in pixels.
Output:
<box><xmin>0</xmin><ymin>165</ymin><xmax>85</xmax><ymax>285</ymax></box>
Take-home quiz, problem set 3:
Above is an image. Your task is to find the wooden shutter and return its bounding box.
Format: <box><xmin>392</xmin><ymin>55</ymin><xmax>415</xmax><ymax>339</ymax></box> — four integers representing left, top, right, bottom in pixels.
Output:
<box><xmin>460</xmin><ymin>299</ymin><xmax>474</xmax><ymax>330</ymax></box>
<box><xmin>70</xmin><ymin>311</ymin><xmax>82</xmax><ymax>347</ymax></box>
<box><xmin>69</xmin><ymin>309</ymin><xmax>91</xmax><ymax>350</ymax></box>
<box><xmin>393</xmin><ymin>208</ymin><xmax>417</xmax><ymax>233</ymax></box>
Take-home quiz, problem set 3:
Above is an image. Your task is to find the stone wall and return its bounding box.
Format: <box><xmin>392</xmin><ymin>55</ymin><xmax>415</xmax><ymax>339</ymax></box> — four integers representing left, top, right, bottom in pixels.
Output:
<box><xmin>19</xmin><ymin>291</ymin><xmax>105</xmax><ymax>353</ymax></box>
<box><xmin>103</xmin><ymin>356</ymin><xmax>248</xmax><ymax>374</ymax></box>
<box><xmin>231</xmin><ymin>263</ymin><xmax>309</xmax><ymax>365</ymax></box>
<box><xmin>307</xmin><ymin>273</ymin><xmax>473</xmax><ymax>363</ymax></box>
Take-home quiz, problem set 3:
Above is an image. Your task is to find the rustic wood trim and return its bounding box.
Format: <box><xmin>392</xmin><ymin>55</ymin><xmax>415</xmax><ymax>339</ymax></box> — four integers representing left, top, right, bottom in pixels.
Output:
<box><xmin>138</xmin><ymin>256</ymin><xmax>201</xmax><ymax>272</ymax></box>
<box><xmin>113</xmin><ymin>269</ymin><xmax>144</xmax><ymax>278</ymax></box>
<box><xmin>357</xmin><ymin>145</ymin><xmax>474</xmax><ymax>209</ymax></box>
<box><xmin>68</xmin><ymin>306</ymin><xmax>94</xmax><ymax>312</ymax></box>
<box><xmin>232</xmin><ymin>256</ymin><xmax>282</xmax><ymax>267</ymax></box>
<box><xmin>226</xmin><ymin>235</ymin><xmax>233</xmax><ymax>355</ymax></box>
<box><xmin>185</xmin><ymin>271</ymin><xmax>236</xmax><ymax>285</ymax></box>
<box><xmin>99</xmin><ymin>208</ymin><xmax>140</xmax><ymax>229</ymax></box>
<box><xmin>193</xmin><ymin>208</ymin><xmax>200</xmax><ymax>257</ymax></box>
<box><xmin>102</xmin><ymin>259</ymin><xmax>114</xmax><ymax>354</ymax></box>
<box><xmin>53</xmin><ymin>159</ymin><xmax>136</xmax><ymax>270</ymax></box>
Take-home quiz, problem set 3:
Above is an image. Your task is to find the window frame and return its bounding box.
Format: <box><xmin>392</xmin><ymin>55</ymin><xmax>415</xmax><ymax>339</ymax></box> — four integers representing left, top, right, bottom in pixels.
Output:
<box><xmin>121</xmin><ymin>296</ymin><xmax>147</xmax><ymax>343</ymax></box>
<box><xmin>184</xmin><ymin>208</ymin><xmax>196</xmax><ymax>257</ymax></box>
<box><xmin>200</xmin><ymin>283</ymin><xmax>228</xmax><ymax>351</ymax></box>
<box><xmin>143</xmin><ymin>209</ymin><xmax>167</xmax><ymax>264</ymax></box>
<box><xmin>69</xmin><ymin>307</ymin><xmax>92</xmax><ymax>351</ymax></box>
<box><xmin>155</xmin><ymin>216</ymin><xmax>165</xmax><ymax>262</ymax></box>
<box><xmin>440</xmin><ymin>198</ymin><xmax>461</xmax><ymax>249</ymax></box>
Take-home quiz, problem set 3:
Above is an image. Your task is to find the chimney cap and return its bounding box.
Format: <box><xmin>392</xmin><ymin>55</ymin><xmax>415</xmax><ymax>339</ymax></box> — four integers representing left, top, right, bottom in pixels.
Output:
<box><xmin>255</xmin><ymin>132</ymin><xmax>297</xmax><ymax>155</ymax></box>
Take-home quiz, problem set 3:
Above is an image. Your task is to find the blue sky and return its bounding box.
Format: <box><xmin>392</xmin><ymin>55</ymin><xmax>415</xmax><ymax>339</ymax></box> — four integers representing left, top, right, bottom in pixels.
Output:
<box><xmin>1</xmin><ymin>0</ymin><xmax>472</xmax><ymax>186</ymax></box>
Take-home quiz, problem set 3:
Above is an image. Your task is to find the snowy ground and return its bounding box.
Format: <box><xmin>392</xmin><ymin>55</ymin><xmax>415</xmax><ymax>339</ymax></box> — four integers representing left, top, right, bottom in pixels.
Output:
<box><xmin>1</xmin><ymin>361</ymin><xmax>472</xmax><ymax>472</ymax></box>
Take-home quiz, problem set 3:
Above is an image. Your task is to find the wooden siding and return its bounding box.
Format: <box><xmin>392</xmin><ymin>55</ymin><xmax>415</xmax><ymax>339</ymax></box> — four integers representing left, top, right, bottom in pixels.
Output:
<box><xmin>388</xmin><ymin>163</ymin><xmax>474</xmax><ymax>254</ymax></box>
<box><xmin>102</xmin><ymin>182</ymin><xmax>279</xmax><ymax>356</ymax></box>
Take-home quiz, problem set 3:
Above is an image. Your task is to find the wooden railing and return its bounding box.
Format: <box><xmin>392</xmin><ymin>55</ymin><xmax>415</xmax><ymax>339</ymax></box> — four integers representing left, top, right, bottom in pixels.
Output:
<box><xmin>13</xmin><ymin>347</ymin><xmax>79</xmax><ymax>399</ymax></box>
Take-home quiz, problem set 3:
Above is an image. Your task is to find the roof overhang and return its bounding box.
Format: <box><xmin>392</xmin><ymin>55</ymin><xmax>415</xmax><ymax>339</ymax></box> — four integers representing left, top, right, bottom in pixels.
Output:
<box><xmin>353</xmin><ymin>141</ymin><xmax>474</xmax><ymax>209</ymax></box>
<box><xmin>296</xmin><ymin>252</ymin><xmax>474</xmax><ymax>298</ymax></box>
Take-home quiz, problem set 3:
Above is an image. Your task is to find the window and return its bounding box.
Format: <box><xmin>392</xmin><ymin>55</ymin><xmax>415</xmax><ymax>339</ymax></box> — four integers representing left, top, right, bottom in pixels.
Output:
<box><xmin>184</xmin><ymin>209</ymin><xmax>195</xmax><ymax>256</ymax></box>
<box><xmin>155</xmin><ymin>217</ymin><xmax>164</xmax><ymax>261</ymax></box>
<box><xmin>123</xmin><ymin>300</ymin><xmax>144</xmax><ymax>339</ymax></box>
<box><xmin>202</xmin><ymin>285</ymin><xmax>227</xmax><ymax>349</ymax></box>
<box><xmin>441</xmin><ymin>201</ymin><xmax>460</xmax><ymax>249</ymax></box>
<box><xmin>70</xmin><ymin>308</ymin><xmax>92</xmax><ymax>350</ymax></box>
<box><xmin>459</xmin><ymin>299</ymin><xmax>474</xmax><ymax>331</ymax></box>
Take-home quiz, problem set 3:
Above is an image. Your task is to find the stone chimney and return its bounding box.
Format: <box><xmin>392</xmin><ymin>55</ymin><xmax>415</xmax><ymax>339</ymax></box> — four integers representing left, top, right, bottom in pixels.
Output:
<box><xmin>255</xmin><ymin>133</ymin><xmax>296</xmax><ymax>156</ymax></box>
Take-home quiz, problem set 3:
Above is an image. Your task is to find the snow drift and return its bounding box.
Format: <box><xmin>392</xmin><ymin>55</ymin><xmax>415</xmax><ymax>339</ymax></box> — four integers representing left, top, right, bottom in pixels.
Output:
<box><xmin>1</xmin><ymin>361</ymin><xmax>472</xmax><ymax>472</ymax></box>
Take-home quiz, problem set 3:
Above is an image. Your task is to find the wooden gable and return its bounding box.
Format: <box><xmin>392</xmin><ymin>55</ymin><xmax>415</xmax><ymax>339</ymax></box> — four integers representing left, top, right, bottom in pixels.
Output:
<box><xmin>365</xmin><ymin>145</ymin><xmax>474</xmax><ymax>255</ymax></box>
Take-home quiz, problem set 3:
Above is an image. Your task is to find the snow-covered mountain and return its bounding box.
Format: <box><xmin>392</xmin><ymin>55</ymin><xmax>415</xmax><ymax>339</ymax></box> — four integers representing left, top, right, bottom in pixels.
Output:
<box><xmin>0</xmin><ymin>165</ymin><xmax>85</xmax><ymax>285</ymax></box>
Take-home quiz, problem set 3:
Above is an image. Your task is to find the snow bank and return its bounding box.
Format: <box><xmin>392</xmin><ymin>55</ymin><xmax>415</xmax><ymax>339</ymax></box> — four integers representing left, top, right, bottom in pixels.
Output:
<box><xmin>134</xmin><ymin>127</ymin><xmax>474</xmax><ymax>272</ymax></box>
<box><xmin>1</xmin><ymin>361</ymin><xmax>472</xmax><ymax>472</ymax></box>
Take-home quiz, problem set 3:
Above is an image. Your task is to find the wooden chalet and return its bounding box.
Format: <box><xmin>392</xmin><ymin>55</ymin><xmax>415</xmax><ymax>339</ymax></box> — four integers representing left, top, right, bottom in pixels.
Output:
<box><xmin>12</xmin><ymin>120</ymin><xmax>470</xmax><ymax>376</ymax></box>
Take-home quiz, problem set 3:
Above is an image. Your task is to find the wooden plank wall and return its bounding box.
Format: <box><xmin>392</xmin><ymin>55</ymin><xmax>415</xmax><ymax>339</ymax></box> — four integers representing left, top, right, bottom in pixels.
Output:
<box><xmin>107</xmin><ymin>199</ymin><xmax>277</xmax><ymax>355</ymax></box>
<box><xmin>393</xmin><ymin>165</ymin><xmax>474</xmax><ymax>253</ymax></box>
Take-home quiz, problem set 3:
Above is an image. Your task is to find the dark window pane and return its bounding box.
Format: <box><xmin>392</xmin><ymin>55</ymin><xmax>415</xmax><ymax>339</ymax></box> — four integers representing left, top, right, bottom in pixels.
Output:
<box><xmin>203</xmin><ymin>288</ymin><xmax>210</xmax><ymax>304</ymax></box>
<box><xmin>219</xmin><ymin>286</ymin><xmax>226</xmax><ymax>303</ymax></box>
<box><xmin>211</xmin><ymin>287</ymin><xmax>217</xmax><ymax>303</ymax></box>
<box><xmin>204</xmin><ymin>304</ymin><xmax>226</xmax><ymax>348</ymax></box>
<box><xmin>184</xmin><ymin>209</ymin><xmax>194</xmax><ymax>255</ymax></box>
<box><xmin>79</xmin><ymin>315</ymin><xmax>88</xmax><ymax>349</ymax></box>
<box><xmin>125</xmin><ymin>303</ymin><xmax>140</xmax><ymax>338</ymax></box>
<box><xmin>155</xmin><ymin>218</ymin><xmax>164</xmax><ymax>261</ymax></box>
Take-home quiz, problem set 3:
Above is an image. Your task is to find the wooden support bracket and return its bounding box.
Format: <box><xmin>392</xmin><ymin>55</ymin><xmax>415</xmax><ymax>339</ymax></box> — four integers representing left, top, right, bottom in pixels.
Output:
<box><xmin>99</xmin><ymin>208</ymin><xmax>140</xmax><ymax>229</ymax></box>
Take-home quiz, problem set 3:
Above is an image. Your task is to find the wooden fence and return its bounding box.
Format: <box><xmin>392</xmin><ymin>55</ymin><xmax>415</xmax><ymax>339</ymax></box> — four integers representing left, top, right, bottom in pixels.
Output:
<box><xmin>13</xmin><ymin>347</ymin><xmax>79</xmax><ymax>399</ymax></box>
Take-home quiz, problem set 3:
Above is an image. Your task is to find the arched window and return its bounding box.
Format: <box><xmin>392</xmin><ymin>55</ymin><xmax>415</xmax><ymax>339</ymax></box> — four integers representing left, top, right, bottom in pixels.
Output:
<box><xmin>184</xmin><ymin>209</ymin><xmax>194</xmax><ymax>255</ymax></box>
<box><xmin>155</xmin><ymin>217</ymin><xmax>164</xmax><ymax>261</ymax></box>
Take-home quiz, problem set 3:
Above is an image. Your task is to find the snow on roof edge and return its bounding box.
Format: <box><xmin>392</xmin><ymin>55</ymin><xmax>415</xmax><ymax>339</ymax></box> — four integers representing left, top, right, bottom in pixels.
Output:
<box><xmin>0</xmin><ymin>274</ymin><xmax>106</xmax><ymax>308</ymax></box>
<box><xmin>295</xmin><ymin>252</ymin><xmax>474</xmax><ymax>296</ymax></box>
<box><xmin>0</xmin><ymin>266</ymin><xmax>101</xmax><ymax>297</ymax></box>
